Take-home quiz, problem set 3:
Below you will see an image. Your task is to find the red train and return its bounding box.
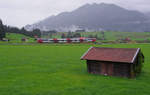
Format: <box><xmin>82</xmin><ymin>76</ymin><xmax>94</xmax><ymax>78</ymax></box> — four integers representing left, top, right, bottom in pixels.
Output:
<box><xmin>37</xmin><ymin>37</ymin><xmax>96</xmax><ymax>43</ymax></box>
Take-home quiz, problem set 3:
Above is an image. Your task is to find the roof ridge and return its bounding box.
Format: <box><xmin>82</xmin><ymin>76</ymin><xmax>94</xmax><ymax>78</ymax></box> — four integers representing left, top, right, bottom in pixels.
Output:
<box><xmin>80</xmin><ymin>47</ymin><xmax>93</xmax><ymax>60</ymax></box>
<box><xmin>131</xmin><ymin>48</ymin><xmax>140</xmax><ymax>63</ymax></box>
<box><xmin>94</xmin><ymin>47</ymin><xmax>138</xmax><ymax>49</ymax></box>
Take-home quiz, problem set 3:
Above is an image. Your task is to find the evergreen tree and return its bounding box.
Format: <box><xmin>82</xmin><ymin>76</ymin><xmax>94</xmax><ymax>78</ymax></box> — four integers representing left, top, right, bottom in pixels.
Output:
<box><xmin>61</xmin><ymin>33</ymin><xmax>66</xmax><ymax>38</ymax></box>
<box><xmin>101</xmin><ymin>31</ymin><xmax>105</xmax><ymax>40</ymax></box>
<box><xmin>94</xmin><ymin>34</ymin><xmax>98</xmax><ymax>39</ymax></box>
<box><xmin>32</xmin><ymin>29</ymin><xmax>41</xmax><ymax>38</ymax></box>
<box><xmin>0</xmin><ymin>19</ymin><xmax>6</xmax><ymax>40</ymax></box>
<box><xmin>88</xmin><ymin>34</ymin><xmax>93</xmax><ymax>38</ymax></box>
<box><xmin>73</xmin><ymin>33</ymin><xmax>81</xmax><ymax>38</ymax></box>
<box><xmin>67</xmin><ymin>31</ymin><xmax>73</xmax><ymax>38</ymax></box>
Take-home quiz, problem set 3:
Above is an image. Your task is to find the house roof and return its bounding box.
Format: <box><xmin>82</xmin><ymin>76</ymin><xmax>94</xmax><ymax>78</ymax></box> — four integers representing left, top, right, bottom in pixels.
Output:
<box><xmin>81</xmin><ymin>47</ymin><xmax>141</xmax><ymax>63</ymax></box>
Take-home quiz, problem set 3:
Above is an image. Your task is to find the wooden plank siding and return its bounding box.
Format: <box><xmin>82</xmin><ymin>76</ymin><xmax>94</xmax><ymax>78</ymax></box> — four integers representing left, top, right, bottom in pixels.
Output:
<box><xmin>113</xmin><ymin>63</ymin><xmax>130</xmax><ymax>78</ymax></box>
<box><xmin>87</xmin><ymin>60</ymin><xmax>114</xmax><ymax>76</ymax></box>
<box><xmin>87</xmin><ymin>60</ymin><xmax>132</xmax><ymax>78</ymax></box>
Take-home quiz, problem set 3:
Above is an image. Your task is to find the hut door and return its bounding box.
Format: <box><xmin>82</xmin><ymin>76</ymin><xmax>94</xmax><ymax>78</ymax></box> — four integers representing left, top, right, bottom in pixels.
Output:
<box><xmin>107</xmin><ymin>64</ymin><xmax>113</xmax><ymax>76</ymax></box>
<box><xmin>101</xmin><ymin>63</ymin><xmax>107</xmax><ymax>75</ymax></box>
<box><xmin>101</xmin><ymin>63</ymin><xmax>113</xmax><ymax>76</ymax></box>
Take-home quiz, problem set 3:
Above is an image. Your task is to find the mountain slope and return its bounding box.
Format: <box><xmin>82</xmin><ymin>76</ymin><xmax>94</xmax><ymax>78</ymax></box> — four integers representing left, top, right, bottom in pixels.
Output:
<box><xmin>25</xmin><ymin>3</ymin><xmax>150</xmax><ymax>32</ymax></box>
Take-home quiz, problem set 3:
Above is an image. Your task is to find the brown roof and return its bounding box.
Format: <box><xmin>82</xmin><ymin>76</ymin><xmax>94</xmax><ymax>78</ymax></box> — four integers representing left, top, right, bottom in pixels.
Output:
<box><xmin>81</xmin><ymin>47</ymin><xmax>140</xmax><ymax>63</ymax></box>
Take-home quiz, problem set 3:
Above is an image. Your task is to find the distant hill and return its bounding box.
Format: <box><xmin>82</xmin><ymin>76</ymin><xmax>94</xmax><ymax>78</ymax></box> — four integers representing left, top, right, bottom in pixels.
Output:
<box><xmin>25</xmin><ymin>3</ymin><xmax>150</xmax><ymax>32</ymax></box>
<box><xmin>145</xmin><ymin>12</ymin><xmax>150</xmax><ymax>18</ymax></box>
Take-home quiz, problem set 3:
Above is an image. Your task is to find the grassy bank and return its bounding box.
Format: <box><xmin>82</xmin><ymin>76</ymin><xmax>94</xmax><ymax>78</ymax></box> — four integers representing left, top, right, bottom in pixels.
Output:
<box><xmin>0</xmin><ymin>44</ymin><xmax>150</xmax><ymax>95</ymax></box>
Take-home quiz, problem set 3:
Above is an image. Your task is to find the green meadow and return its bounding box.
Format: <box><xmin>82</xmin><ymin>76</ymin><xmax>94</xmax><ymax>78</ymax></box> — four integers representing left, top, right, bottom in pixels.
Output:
<box><xmin>5</xmin><ymin>33</ymin><xmax>34</xmax><ymax>43</ymax></box>
<box><xmin>0</xmin><ymin>44</ymin><xmax>150</xmax><ymax>95</ymax></box>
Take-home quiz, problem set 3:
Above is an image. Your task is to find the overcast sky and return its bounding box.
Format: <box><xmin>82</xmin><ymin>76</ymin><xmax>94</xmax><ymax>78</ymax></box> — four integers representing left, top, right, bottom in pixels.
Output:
<box><xmin>0</xmin><ymin>0</ymin><xmax>150</xmax><ymax>28</ymax></box>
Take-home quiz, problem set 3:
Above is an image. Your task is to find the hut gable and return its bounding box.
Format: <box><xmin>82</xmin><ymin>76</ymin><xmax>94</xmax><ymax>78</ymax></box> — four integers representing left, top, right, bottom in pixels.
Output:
<box><xmin>81</xmin><ymin>47</ymin><xmax>141</xmax><ymax>63</ymax></box>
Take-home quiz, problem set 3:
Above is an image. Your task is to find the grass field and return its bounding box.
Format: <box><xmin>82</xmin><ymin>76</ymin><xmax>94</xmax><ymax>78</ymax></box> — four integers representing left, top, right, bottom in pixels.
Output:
<box><xmin>0</xmin><ymin>44</ymin><xmax>150</xmax><ymax>95</ymax></box>
<box><xmin>5</xmin><ymin>33</ymin><xmax>34</xmax><ymax>43</ymax></box>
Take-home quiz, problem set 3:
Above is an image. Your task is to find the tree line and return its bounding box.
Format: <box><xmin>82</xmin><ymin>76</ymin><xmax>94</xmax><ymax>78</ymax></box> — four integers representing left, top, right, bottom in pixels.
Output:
<box><xmin>4</xmin><ymin>26</ymin><xmax>41</xmax><ymax>38</ymax></box>
<box><xmin>0</xmin><ymin>19</ymin><xmax>41</xmax><ymax>41</ymax></box>
<box><xmin>61</xmin><ymin>32</ymin><xmax>81</xmax><ymax>38</ymax></box>
<box><xmin>0</xmin><ymin>19</ymin><xmax>5</xmax><ymax>40</ymax></box>
<box><xmin>61</xmin><ymin>31</ymin><xmax>105</xmax><ymax>40</ymax></box>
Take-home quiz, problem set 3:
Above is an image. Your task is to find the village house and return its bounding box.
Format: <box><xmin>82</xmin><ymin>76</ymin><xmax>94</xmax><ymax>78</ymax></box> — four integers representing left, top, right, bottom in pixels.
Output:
<box><xmin>81</xmin><ymin>47</ymin><xmax>144</xmax><ymax>78</ymax></box>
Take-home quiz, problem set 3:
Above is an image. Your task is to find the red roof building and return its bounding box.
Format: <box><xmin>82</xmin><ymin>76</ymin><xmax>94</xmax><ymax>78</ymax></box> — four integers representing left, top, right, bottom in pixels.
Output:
<box><xmin>81</xmin><ymin>47</ymin><xmax>144</xmax><ymax>78</ymax></box>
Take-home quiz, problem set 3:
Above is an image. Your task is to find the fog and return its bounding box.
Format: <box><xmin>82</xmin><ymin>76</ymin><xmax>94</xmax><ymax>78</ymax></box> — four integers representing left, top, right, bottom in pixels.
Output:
<box><xmin>0</xmin><ymin>0</ymin><xmax>149</xmax><ymax>27</ymax></box>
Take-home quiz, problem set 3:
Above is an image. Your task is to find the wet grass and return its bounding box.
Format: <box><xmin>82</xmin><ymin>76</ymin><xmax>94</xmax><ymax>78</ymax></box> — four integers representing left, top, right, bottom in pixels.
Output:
<box><xmin>0</xmin><ymin>44</ymin><xmax>150</xmax><ymax>95</ymax></box>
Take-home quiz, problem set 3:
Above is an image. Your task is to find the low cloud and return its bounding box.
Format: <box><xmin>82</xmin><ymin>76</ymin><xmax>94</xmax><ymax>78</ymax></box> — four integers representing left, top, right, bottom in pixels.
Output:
<box><xmin>0</xmin><ymin>0</ymin><xmax>149</xmax><ymax>28</ymax></box>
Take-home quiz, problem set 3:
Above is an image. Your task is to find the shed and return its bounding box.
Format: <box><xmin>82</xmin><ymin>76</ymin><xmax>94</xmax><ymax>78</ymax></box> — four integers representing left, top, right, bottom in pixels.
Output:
<box><xmin>81</xmin><ymin>47</ymin><xmax>144</xmax><ymax>78</ymax></box>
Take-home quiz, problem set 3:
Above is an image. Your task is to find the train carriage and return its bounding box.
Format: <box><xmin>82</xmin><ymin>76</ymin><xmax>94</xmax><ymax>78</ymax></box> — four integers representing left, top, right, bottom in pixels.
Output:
<box><xmin>37</xmin><ymin>37</ymin><xmax>96</xmax><ymax>43</ymax></box>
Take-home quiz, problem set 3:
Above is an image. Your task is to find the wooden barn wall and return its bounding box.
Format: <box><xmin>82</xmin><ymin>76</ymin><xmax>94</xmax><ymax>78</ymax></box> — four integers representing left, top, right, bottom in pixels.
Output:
<box><xmin>113</xmin><ymin>63</ymin><xmax>131</xmax><ymax>78</ymax></box>
<box><xmin>87</xmin><ymin>60</ymin><xmax>101</xmax><ymax>74</ymax></box>
<box><xmin>87</xmin><ymin>60</ymin><xmax>113</xmax><ymax>76</ymax></box>
<box><xmin>132</xmin><ymin>52</ymin><xmax>143</xmax><ymax>77</ymax></box>
<box><xmin>87</xmin><ymin>60</ymin><xmax>131</xmax><ymax>78</ymax></box>
<box><xmin>132</xmin><ymin>56</ymin><xmax>138</xmax><ymax>77</ymax></box>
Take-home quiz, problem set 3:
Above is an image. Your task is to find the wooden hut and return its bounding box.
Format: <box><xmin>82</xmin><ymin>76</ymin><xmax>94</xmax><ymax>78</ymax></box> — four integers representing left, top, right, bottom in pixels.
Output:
<box><xmin>81</xmin><ymin>47</ymin><xmax>144</xmax><ymax>78</ymax></box>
